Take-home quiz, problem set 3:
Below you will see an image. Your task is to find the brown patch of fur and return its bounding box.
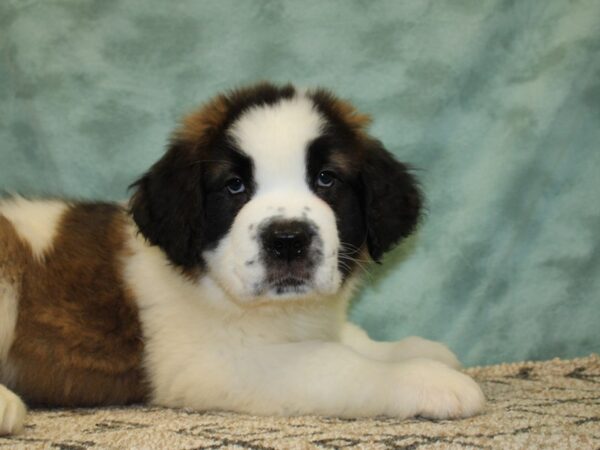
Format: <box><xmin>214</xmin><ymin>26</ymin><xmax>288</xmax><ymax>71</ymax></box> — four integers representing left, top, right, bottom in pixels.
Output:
<box><xmin>176</xmin><ymin>94</ymin><xmax>230</xmax><ymax>143</ymax></box>
<box><xmin>329</xmin><ymin>151</ymin><xmax>360</xmax><ymax>174</ymax></box>
<box><xmin>330</xmin><ymin>98</ymin><xmax>372</xmax><ymax>134</ymax></box>
<box><xmin>307</xmin><ymin>88</ymin><xmax>372</xmax><ymax>138</ymax></box>
<box><xmin>6</xmin><ymin>203</ymin><xmax>147</xmax><ymax>407</ymax></box>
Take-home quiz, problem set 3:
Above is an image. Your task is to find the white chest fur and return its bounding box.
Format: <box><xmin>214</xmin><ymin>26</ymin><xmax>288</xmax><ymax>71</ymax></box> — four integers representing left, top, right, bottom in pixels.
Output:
<box><xmin>124</xmin><ymin>228</ymin><xmax>352</xmax><ymax>408</ymax></box>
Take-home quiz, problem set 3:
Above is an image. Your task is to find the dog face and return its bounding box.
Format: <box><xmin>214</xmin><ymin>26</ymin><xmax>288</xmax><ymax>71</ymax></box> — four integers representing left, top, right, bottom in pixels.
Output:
<box><xmin>130</xmin><ymin>83</ymin><xmax>421</xmax><ymax>303</ymax></box>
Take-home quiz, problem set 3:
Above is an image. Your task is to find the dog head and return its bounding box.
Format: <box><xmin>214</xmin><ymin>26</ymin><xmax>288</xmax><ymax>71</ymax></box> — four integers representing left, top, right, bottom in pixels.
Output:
<box><xmin>130</xmin><ymin>83</ymin><xmax>421</xmax><ymax>303</ymax></box>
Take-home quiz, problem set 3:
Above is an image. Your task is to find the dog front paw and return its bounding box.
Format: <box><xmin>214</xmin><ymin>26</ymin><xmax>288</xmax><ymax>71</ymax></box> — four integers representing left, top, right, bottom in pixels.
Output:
<box><xmin>0</xmin><ymin>385</ymin><xmax>26</xmax><ymax>435</ymax></box>
<box><xmin>394</xmin><ymin>359</ymin><xmax>485</xmax><ymax>419</ymax></box>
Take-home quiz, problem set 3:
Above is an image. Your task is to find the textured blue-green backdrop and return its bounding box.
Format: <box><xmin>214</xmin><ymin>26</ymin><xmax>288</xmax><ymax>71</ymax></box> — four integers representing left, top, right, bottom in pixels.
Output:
<box><xmin>1</xmin><ymin>0</ymin><xmax>598</xmax><ymax>365</ymax></box>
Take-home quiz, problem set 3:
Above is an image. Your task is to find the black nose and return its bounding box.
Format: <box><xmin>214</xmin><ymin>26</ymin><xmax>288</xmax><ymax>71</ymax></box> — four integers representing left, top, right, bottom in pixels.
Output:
<box><xmin>262</xmin><ymin>220</ymin><xmax>313</xmax><ymax>262</ymax></box>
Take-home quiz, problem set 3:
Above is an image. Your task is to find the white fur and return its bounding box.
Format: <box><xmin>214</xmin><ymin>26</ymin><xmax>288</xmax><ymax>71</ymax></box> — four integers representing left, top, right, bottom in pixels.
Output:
<box><xmin>0</xmin><ymin>198</ymin><xmax>67</xmax><ymax>260</ymax></box>
<box><xmin>0</xmin><ymin>281</ymin><xmax>18</xmax><ymax>365</ymax></box>
<box><xmin>0</xmin><ymin>385</ymin><xmax>26</xmax><ymax>435</ymax></box>
<box><xmin>205</xmin><ymin>192</ymin><xmax>341</xmax><ymax>302</ymax></box>
<box><xmin>340</xmin><ymin>323</ymin><xmax>462</xmax><ymax>368</ymax></box>
<box><xmin>125</xmin><ymin>97</ymin><xmax>484</xmax><ymax>418</ymax></box>
<box><xmin>229</xmin><ymin>95</ymin><xmax>323</xmax><ymax>194</ymax></box>
<box><xmin>125</xmin><ymin>221</ymin><xmax>484</xmax><ymax>418</ymax></box>
<box><xmin>207</xmin><ymin>95</ymin><xmax>341</xmax><ymax>302</ymax></box>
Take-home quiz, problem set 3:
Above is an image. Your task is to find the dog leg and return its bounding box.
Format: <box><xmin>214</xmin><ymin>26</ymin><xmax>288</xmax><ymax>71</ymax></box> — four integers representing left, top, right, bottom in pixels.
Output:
<box><xmin>168</xmin><ymin>341</ymin><xmax>484</xmax><ymax>419</ymax></box>
<box><xmin>340</xmin><ymin>322</ymin><xmax>462</xmax><ymax>368</ymax></box>
<box><xmin>0</xmin><ymin>384</ymin><xmax>26</xmax><ymax>435</ymax></box>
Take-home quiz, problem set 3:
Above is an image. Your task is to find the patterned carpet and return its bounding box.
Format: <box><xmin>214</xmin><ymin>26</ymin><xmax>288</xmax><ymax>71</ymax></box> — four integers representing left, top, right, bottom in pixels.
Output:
<box><xmin>0</xmin><ymin>355</ymin><xmax>598</xmax><ymax>449</ymax></box>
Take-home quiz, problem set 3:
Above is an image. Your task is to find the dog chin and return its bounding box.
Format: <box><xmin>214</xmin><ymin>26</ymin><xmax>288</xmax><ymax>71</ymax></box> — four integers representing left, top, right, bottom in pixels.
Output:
<box><xmin>222</xmin><ymin>273</ymin><xmax>342</xmax><ymax>305</ymax></box>
<box><xmin>261</xmin><ymin>286</ymin><xmax>314</xmax><ymax>302</ymax></box>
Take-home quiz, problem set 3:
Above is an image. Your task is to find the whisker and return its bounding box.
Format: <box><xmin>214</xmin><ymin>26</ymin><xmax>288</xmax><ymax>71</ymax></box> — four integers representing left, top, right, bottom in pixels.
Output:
<box><xmin>338</xmin><ymin>254</ymin><xmax>371</xmax><ymax>263</ymax></box>
<box><xmin>337</xmin><ymin>254</ymin><xmax>373</xmax><ymax>279</ymax></box>
<box><xmin>339</xmin><ymin>242</ymin><xmax>362</xmax><ymax>251</ymax></box>
<box><xmin>338</xmin><ymin>250</ymin><xmax>371</xmax><ymax>262</ymax></box>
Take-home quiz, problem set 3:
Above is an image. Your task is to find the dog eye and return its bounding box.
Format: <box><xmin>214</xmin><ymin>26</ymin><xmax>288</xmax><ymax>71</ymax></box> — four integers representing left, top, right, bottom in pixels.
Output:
<box><xmin>226</xmin><ymin>177</ymin><xmax>245</xmax><ymax>194</ymax></box>
<box><xmin>317</xmin><ymin>171</ymin><xmax>335</xmax><ymax>188</ymax></box>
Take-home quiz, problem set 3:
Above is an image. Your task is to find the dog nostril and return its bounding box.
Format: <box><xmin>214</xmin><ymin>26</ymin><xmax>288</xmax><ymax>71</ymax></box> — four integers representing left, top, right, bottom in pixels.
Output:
<box><xmin>294</xmin><ymin>241</ymin><xmax>302</xmax><ymax>253</ymax></box>
<box><xmin>271</xmin><ymin>233</ymin><xmax>307</xmax><ymax>260</ymax></box>
<box><xmin>273</xmin><ymin>239</ymin><xmax>285</xmax><ymax>257</ymax></box>
<box><xmin>263</xmin><ymin>221</ymin><xmax>313</xmax><ymax>262</ymax></box>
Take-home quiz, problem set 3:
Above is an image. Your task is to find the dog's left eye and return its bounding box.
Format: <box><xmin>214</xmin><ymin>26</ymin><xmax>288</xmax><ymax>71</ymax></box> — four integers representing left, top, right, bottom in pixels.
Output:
<box><xmin>226</xmin><ymin>178</ymin><xmax>246</xmax><ymax>194</ymax></box>
<box><xmin>317</xmin><ymin>171</ymin><xmax>336</xmax><ymax>188</ymax></box>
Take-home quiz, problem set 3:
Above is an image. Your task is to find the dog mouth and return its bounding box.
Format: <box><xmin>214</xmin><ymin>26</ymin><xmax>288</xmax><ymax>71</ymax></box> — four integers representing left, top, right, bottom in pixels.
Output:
<box><xmin>251</xmin><ymin>272</ymin><xmax>313</xmax><ymax>297</ymax></box>
<box><xmin>270</xmin><ymin>276</ymin><xmax>310</xmax><ymax>294</ymax></box>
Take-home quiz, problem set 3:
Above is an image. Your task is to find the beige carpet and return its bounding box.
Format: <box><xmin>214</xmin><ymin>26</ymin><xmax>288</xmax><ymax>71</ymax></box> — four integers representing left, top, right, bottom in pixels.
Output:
<box><xmin>0</xmin><ymin>355</ymin><xmax>598</xmax><ymax>449</ymax></box>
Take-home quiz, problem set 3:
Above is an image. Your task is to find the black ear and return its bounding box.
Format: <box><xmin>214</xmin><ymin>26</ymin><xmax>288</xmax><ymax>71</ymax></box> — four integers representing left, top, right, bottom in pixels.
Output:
<box><xmin>129</xmin><ymin>141</ymin><xmax>205</xmax><ymax>268</ymax></box>
<box><xmin>361</xmin><ymin>140</ymin><xmax>423</xmax><ymax>262</ymax></box>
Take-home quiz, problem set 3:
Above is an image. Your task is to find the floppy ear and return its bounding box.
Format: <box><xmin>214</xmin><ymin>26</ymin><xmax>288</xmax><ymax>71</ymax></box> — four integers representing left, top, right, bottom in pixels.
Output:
<box><xmin>129</xmin><ymin>140</ymin><xmax>205</xmax><ymax>268</ymax></box>
<box><xmin>361</xmin><ymin>140</ymin><xmax>423</xmax><ymax>262</ymax></box>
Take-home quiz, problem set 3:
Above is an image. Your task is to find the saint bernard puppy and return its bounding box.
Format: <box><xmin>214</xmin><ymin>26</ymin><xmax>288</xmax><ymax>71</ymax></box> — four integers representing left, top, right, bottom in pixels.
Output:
<box><xmin>0</xmin><ymin>82</ymin><xmax>485</xmax><ymax>434</ymax></box>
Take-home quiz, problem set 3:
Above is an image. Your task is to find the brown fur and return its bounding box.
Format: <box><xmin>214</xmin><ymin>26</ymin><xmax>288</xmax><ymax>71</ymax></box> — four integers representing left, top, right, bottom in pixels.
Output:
<box><xmin>329</xmin><ymin>97</ymin><xmax>372</xmax><ymax>133</ymax></box>
<box><xmin>308</xmin><ymin>89</ymin><xmax>372</xmax><ymax>138</ymax></box>
<box><xmin>329</xmin><ymin>151</ymin><xmax>361</xmax><ymax>174</ymax></box>
<box><xmin>3</xmin><ymin>203</ymin><xmax>147</xmax><ymax>407</ymax></box>
<box><xmin>177</xmin><ymin>94</ymin><xmax>230</xmax><ymax>143</ymax></box>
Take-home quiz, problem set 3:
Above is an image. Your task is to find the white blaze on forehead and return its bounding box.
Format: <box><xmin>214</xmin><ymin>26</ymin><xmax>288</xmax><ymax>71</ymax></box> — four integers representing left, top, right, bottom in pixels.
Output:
<box><xmin>228</xmin><ymin>95</ymin><xmax>324</xmax><ymax>192</ymax></box>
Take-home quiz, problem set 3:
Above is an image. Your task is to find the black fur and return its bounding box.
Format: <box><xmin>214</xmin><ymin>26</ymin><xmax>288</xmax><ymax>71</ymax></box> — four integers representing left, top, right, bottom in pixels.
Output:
<box><xmin>360</xmin><ymin>139</ymin><xmax>422</xmax><ymax>262</ymax></box>
<box><xmin>130</xmin><ymin>82</ymin><xmax>421</xmax><ymax>272</ymax></box>
<box><xmin>129</xmin><ymin>142</ymin><xmax>205</xmax><ymax>268</ymax></box>
<box><xmin>306</xmin><ymin>134</ymin><xmax>421</xmax><ymax>269</ymax></box>
<box><xmin>308</xmin><ymin>88</ymin><xmax>422</xmax><ymax>262</ymax></box>
<box><xmin>306</xmin><ymin>134</ymin><xmax>366</xmax><ymax>277</ymax></box>
<box><xmin>129</xmin><ymin>137</ymin><xmax>254</xmax><ymax>269</ymax></box>
<box><xmin>129</xmin><ymin>83</ymin><xmax>299</xmax><ymax>269</ymax></box>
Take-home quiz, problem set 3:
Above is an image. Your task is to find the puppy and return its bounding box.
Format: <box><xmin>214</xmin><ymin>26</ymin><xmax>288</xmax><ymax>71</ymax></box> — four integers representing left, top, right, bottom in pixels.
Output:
<box><xmin>0</xmin><ymin>83</ymin><xmax>485</xmax><ymax>434</ymax></box>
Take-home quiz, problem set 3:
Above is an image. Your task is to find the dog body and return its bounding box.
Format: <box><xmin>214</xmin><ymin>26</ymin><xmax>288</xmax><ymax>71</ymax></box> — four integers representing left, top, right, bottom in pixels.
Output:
<box><xmin>0</xmin><ymin>84</ymin><xmax>484</xmax><ymax>434</ymax></box>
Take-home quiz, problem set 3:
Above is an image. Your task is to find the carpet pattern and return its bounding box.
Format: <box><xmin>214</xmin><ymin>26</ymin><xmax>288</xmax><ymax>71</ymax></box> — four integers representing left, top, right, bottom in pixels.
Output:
<box><xmin>0</xmin><ymin>355</ymin><xmax>598</xmax><ymax>449</ymax></box>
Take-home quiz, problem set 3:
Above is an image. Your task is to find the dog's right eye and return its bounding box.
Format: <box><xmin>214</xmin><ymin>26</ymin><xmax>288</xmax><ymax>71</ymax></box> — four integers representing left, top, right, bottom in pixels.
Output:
<box><xmin>317</xmin><ymin>171</ymin><xmax>336</xmax><ymax>188</ymax></box>
<box><xmin>226</xmin><ymin>178</ymin><xmax>245</xmax><ymax>195</ymax></box>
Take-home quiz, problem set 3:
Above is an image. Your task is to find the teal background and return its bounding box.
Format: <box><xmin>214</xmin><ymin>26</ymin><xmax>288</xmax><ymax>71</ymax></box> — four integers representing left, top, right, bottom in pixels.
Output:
<box><xmin>1</xmin><ymin>0</ymin><xmax>599</xmax><ymax>366</ymax></box>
